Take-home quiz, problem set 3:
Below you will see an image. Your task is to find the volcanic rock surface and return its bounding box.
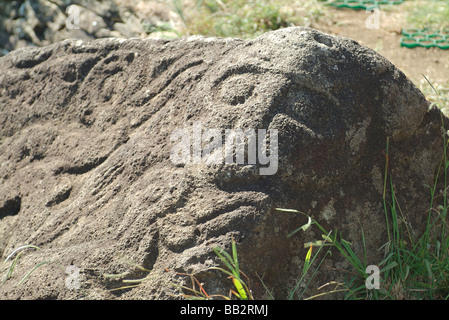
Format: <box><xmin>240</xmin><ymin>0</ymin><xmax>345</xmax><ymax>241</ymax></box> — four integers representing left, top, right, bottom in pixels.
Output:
<box><xmin>0</xmin><ymin>26</ymin><xmax>446</xmax><ymax>299</ymax></box>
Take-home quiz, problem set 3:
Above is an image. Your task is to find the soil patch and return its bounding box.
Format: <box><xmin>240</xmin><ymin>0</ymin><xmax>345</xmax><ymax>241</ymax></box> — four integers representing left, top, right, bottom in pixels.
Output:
<box><xmin>314</xmin><ymin>7</ymin><xmax>449</xmax><ymax>84</ymax></box>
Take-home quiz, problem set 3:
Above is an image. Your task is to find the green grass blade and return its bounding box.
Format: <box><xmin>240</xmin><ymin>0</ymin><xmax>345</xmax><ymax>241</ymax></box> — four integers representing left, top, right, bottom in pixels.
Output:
<box><xmin>232</xmin><ymin>277</ymin><xmax>247</xmax><ymax>299</ymax></box>
<box><xmin>339</xmin><ymin>238</ymin><xmax>364</xmax><ymax>274</ymax></box>
<box><xmin>108</xmin><ymin>284</ymin><xmax>142</xmax><ymax>292</ymax></box>
<box><xmin>213</xmin><ymin>246</ymin><xmax>237</xmax><ymax>276</ymax></box>
<box><xmin>231</xmin><ymin>239</ymin><xmax>239</xmax><ymax>275</ymax></box>
<box><xmin>4</xmin><ymin>245</ymin><xmax>40</xmax><ymax>263</ymax></box>
<box><xmin>424</xmin><ymin>259</ymin><xmax>433</xmax><ymax>281</ymax></box>
<box><xmin>4</xmin><ymin>251</ymin><xmax>24</xmax><ymax>282</ymax></box>
<box><xmin>17</xmin><ymin>261</ymin><xmax>52</xmax><ymax>286</ymax></box>
<box><xmin>380</xmin><ymin>261</ymin><xmax>398</xmax><ymax>274</ymax></box>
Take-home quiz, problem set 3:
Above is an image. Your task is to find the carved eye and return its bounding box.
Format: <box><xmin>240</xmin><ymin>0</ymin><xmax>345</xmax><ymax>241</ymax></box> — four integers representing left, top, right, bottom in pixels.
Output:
<box><xmin>219</xmin><ymin>74</ymin><xmax>256</xmax><ymax>106</ymax></box>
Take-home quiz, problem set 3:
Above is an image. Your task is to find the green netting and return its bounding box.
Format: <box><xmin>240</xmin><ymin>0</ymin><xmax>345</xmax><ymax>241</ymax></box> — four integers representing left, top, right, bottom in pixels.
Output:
<box><xmin>401</xmin><ymin>29</ymin><xmax>449</xmax><ymax>49</ymax></box>
<box><xmin>316</xmin><ymin>1</ymin><xmax>449</xmax><ymax>49</ymax></box>
<box><xmin>319</xmin><ymin>0</ymin><xmax>404</xmax><ymax>10</ymax></box>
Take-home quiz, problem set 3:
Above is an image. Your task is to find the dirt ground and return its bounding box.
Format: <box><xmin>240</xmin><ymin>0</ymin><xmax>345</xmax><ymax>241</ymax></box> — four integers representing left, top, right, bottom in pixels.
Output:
<box><xmin>314</xmin><ymin>7</ymin><xmax>449</xmax><ymax>86</ymax></box>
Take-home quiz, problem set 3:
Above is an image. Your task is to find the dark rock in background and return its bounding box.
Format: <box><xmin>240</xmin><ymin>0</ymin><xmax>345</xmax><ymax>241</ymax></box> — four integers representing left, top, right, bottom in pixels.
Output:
<box><xmin>0</xmin><ymin>0</ymin><xmax>179</xmax><ymax>57</ymax></box>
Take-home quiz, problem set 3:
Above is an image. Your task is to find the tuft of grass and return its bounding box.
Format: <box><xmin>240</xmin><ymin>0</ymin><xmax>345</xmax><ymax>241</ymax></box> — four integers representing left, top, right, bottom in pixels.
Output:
<box><xmin>170</xmin><ymin>270</ymin><xmax>226</xmax><ymax>299</ymax></box>
<box><xmin>276</xmin><ymin>208</ymin><xmax>377</xmax><ymax>299</ymax></box>
<box><xmin>102</xmin><ymin>255</ymin><xmax>153</xmax><ymax>293</ymax></box>
<box><xmin>418</xmin><ymin>75</ymin><xmax>449</xmax><ymax>116</ymax></box>
<box><xmin>379</xmin><ymin>116</ymin><xmax>449</xmax><ymax>300</ymax></box>
<box><xmin>211</xmin><ymin>237</ymin><xmax>253</xmax><ymax>300</ymax></box>
<box><xmin>279</xmin><ymin>84</ymin><xmax>449</xmax><ymax>299</ymax></box>
<box><xmin>2</xmin><ymin>245</ymin><xmax>41</xmax><ymax>284</ymax></box>
<box><xmin>336</xmin><ymin>77</ymin><xmax>449</xmax><ymax>300</ymax></box>
<box><xmin>2</xmin><ymin>245</ymin><xmax>67</xmax><ymax>287</ymax></box>
<box><xmin>171</xmin><ymin>236</ymin><xmax>253</xmax><ymax>300</ymax></box>
<box><xmin>275</xmin><ymin>208</ymin><xmax>337</xmax><ymax>299</ymax></box>
<box><xmin>402</xmin><ymin>0</ymin><xmax>449</xmax><ymax>32</ymax></box>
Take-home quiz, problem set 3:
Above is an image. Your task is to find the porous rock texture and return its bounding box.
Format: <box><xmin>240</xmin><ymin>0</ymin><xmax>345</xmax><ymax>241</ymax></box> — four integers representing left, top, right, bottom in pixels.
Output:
<box><xmin>0</xmin><ymin>27</ymin><xmax>447</xmax><ymax>299</ymax></box>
